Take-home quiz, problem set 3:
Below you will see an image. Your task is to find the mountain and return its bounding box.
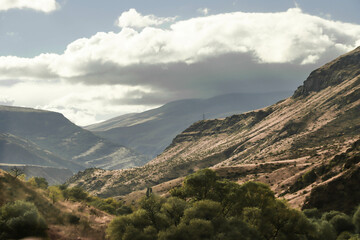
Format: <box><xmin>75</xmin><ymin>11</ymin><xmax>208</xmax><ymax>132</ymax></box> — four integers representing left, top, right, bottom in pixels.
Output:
<box><xmin>0</xmin><ymin>133</ymin><xmax>82</xmax><ymax>171</ymax></box>
<box><xmin>68</xmin><ymin>46</ymin><xmax>360</xmax><ymax>212</ymax></box>
<box><xmin>86</xmin><ymin>91</ymin><xmax>292</xmax><ymax>159</ymax></box>
<box><xmin>0</xmin><ymin>106</ymin><xmax>146</xmax><ymax>177</ymax></box>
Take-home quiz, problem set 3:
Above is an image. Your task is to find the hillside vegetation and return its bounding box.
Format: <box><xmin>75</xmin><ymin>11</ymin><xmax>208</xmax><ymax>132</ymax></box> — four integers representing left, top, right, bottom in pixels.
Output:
<box><xmin>0</xmin><ymin>169</ymin><xmax>125</xmax><ymax>239</ymax></box>
<box><xmin>106</xmin><ymin>169</ymin><xmax>360</xmax><ymax>240</ymax></box>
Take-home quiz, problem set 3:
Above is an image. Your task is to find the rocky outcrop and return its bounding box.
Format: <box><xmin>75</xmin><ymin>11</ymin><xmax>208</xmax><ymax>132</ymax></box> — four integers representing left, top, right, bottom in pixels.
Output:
<box><xmin>293</xmin><ymin>46</ymin><xmax>360</xmax><ymax>97</ymax></box>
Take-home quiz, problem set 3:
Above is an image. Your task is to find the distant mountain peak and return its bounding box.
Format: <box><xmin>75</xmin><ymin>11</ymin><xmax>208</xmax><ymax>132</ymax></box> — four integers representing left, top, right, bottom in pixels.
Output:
<box><xmin>293</xmin><ymin>46</ymin><xmax>360</xmax><ymax>97</ymax></box>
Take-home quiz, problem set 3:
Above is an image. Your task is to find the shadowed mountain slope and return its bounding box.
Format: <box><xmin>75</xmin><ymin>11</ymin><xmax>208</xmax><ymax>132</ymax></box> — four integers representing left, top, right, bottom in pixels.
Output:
<box><xmin>86</xmin><ymin>91</ymin><xmax>292</xmax><ymax>159</ymax></box>
<box><xmin>0</xmin><ymin>106</ymin><xmax>146</xmax><ymax>176</ymax></box>
<box><xmin>68</xmin><ymin>47</ymin><xmax>360</xmax><ymax>210</ymax></box>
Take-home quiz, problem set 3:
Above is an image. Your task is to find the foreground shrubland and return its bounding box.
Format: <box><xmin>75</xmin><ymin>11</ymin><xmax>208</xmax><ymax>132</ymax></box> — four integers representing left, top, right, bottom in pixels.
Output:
<box><xmin>107</xmin><ymin>169</ymin><xmax>360</xmax><ymax>240</ymax></box>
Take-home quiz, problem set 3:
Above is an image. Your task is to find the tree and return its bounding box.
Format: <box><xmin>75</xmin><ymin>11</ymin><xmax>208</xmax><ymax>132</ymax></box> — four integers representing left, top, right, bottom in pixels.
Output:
<box><xmin>0</xmin><ymin>200</ymin><xmax>47</xmax><ymax>240</ymax></box>
<box><xmin>161</xmin><ymin>197</ymin><xmax>187</xmax><ymax>226</ymax></box>
<box><xmin>140</xmin><ymin>195</ymin><xmax>168</xmax><ymax>231</ymax></box>
<box><xmin>173</xmin><ymin>169</ymin><xmax>219</xmax><ymax>201</ymax></box>
<box><xmin>9</xmin><ymin>167</ymin><xmax>25</xmax><ymax>179</ymax></box>
<box><xmin>28</xmin><ymin>177</ymin><xmax>48</xmax><ymax>189</ymax></box>
<box><xmin>48</xmin><ymin>186</ymin><xmax>63</xmax><ymax>204</ymax></box>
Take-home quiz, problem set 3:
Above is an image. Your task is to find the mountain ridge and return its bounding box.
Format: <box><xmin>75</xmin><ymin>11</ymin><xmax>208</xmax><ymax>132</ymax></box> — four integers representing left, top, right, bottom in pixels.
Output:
<box><xmin>0</xmin><ymin>106</ymin><xmax>147</xmax><ymax>183</ymax></box>
<box><xmin>293</xmin><ymin>46</ymin><xmax>360</xmax><ymax>97</ymax></box>
<box><xmin>67</xmin><ymin>47</ymin><xmax>360</xmax><ymax>212</ymax></box>
<box><xmin>86</xmin><ymin>91</ymin><xmax>292</xmax><ymax>159</ymax></box>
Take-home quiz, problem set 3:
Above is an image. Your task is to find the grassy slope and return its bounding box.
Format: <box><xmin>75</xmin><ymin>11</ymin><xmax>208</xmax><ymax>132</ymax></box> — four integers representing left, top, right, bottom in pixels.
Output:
<box><xmin>0</xmin><ymin>169</ymin><xmax>113</xmax><ymax>239</ymax></box>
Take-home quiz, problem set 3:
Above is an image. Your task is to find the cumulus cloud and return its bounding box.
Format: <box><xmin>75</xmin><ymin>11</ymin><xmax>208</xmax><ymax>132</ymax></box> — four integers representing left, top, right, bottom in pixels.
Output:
<box><xmin>40</xmin><ymin>85</ymin><xmax>160</xmax><ymax>126</ymax></box>
<box><xmin>1</xmin><ymin>8</ymin><xmax>360</xmax><ymax>124</ymax></box>
<box><xmin>1</xmin><ymin>8</ymin><xmax>359</xmax><ymax>82</ymax></box>
<box><xmin>116</xmin><ymin>8</ymin><xmax>176</xmax><ymax>28</ymax></box>
<box><xmin>0</xmin><ymin>0</ymin><xmax>59</xmax><ymax>13</ymax></box>
<box><xmin>0</xmin><ymin>81</ymin><xmax>156</xmax><ymax>125</ymax></box>
<box><xmin>0</xmin><ymin>96</ymin><xmax>14</xmax><ymax>106</ymax></box>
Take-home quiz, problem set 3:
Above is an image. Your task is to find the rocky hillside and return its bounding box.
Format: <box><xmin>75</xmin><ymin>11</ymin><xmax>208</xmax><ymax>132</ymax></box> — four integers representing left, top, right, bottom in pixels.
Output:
<box><xmin>68</xmin><ymin>47</ymin><xmax>360</xmax><ymax>211</ymax></box>
<box><xmin>0</xmin><ymin>106</ymin><xmax>146</xmax><ymax>171</ymax></box>
<box><xmin>86</xmin><ymin>92</ymin><xmax>291</xmax><ymax>159</ymax></box>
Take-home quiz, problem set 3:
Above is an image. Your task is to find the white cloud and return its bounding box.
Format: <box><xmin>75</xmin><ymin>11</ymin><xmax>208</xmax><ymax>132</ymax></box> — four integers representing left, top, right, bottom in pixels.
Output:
<box><xmin>1</xmin><ymin>8</ymin><xmax>359</xmax><ymax>82</ymax></box>
<box><xmin>116</xmin><ymin>8</ymin><xmax>176</xmax><ymax>28</ymax></box>
<box><xmin>40</xmin><ymin>87</ymin><xmax>160</xmax><ymax>126</ymax></box>
<box><xmin>0</xmin><ymin>96</ymin><xmax>14</xmax><ymax>106</ymax></box>
<box><xmin>0</xmin><ymin>0</ymin><xmax>59</xmax><ymax>13</ymax></box>
<box><xmin>198</xmin><ymin>8</ymin><xmax>210</xmax><ymax>16</ymax></box>
<box><xmin>1</xmin><ymin>8</ymin><xmax>360</xmax><ymax>124</ymax></box>
<box><xmin>0</xmin><ymin>81</ymin><xmax>158</xmax><ymax>125</ymax></box>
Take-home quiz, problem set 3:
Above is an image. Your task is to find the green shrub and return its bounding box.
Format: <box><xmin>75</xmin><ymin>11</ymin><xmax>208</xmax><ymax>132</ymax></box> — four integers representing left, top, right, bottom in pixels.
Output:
<box><xmin>64</xmin><ymin>187</ymin><xmax>88</xmax><ymax>201</ymax></box>
<box><xmin>311</xmin><ymin>219</ymin><xmax>337</xmax><ymax>240</ymax></box>
<box><xmin>353</xmin><ymin>205</ymin><xmax>360</xmax><ymax>233</ymax></box>
<box><xmin>330</xmin><ymin>214</ymin><xmax>355</xmax><ymax>234</ymax></box>
<box><xmin>337</xmin><ymin>231</ymin><xmax>356</xmax><ymax>240</ymax></box>
<box><xmin>116</xmin><ymin>205</ymin><xmax>133</xmax><ymax>215</ymax></box>
<box><xmin>322</xmin><ymin>211</ymin><xmax>345</xmax><ymax>221</ymax></box>
<box><xmin>28</xmin><ymin>177</ymin><xmax>48</xmax><ymax>189</ymax></box>
<box><xmin>0</xmin><ymin>200</ymin><xmax>47</xmax><ymax>240</ymax></box>
<box><xmin>304</xmin><ymin>208</ymin><xmax>321</xmax><ymax>219</ymax></box>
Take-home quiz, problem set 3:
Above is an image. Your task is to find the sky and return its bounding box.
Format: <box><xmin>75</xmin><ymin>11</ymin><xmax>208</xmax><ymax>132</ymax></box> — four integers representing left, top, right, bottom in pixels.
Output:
<box><xmin>0</xmin><ymin>0</ymin><xmax>360</xmax><ymax>126</ymax></box>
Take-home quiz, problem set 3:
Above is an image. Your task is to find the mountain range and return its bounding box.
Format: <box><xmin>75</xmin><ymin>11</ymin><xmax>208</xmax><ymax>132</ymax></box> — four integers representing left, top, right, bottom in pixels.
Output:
<box><xmin>0</xmin><ymin>87</ymin><xmax>291</xmax><ymax>184</ymax></box>
<box><xmin>0</xmin><ymin>106</ymin><xmax>146</xmax><ymax>183</ymax></box>
<box><xmin>86</xmin><ymin>91</ymin><xmax>291</xmax><ymax>159</ymax></box>
<box><xmin>68</xmin><ymin>46</ymin><xmax>360</xmax><ymax>212</ymax></box>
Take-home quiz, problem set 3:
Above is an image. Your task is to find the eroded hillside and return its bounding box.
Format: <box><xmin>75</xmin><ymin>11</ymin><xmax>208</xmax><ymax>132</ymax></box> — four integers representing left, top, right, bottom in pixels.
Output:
<box><xmin>68</xmin><ymin>47</ymin><xmax>360</xmax><ymax>210</ymax></box>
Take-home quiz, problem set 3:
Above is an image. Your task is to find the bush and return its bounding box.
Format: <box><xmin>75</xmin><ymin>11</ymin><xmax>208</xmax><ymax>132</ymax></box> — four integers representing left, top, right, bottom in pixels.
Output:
<box><xmin>64</xmin><ymin>187</ymin><xmax>88</xmax><ymax>201</ymax></box>
<box><xmin>353</xmin><ymin>205</ymin><xmax>360</xmax><ymax>233</ymax></box>
<box><xmin>0</xmin><ymin>200</ymin><xmax>47</xmax><ymax>239</ymax></box>
<box><xmin>28</xmin><ymin>177</ymin><xmax>48</xmax><ymax>189</ymax></box>
<box><xmin>311</xmin><ymin>220</ymin><xmax>337</xmax><ymax>240</ymax></box>
<box><xmin>303</xmin><ymin>208</ymin><xmax>321</xmax><ymax>219</ymax></box>
<box><xmin>337</xmin><ymin>231</ymin><xmax>356</xmax><ymax>240</ymax></box>
<box><xmin>47</xmin><ymin>186</ymin><xmax>63</xmax><ymax>203</ymax></box>
<box><xmin>322</xmin><ymin>211</ymin><xmax>345</xmax><ymax>221</ymax></box>
<box><xmin>330</xmin><ymin>214</ymin><xmax>355</xmax><ymax>234</ymax></box>
<box><xmin>116</xmin><ymin>205</ymin><xmax>133</xmax><ymax>215</ymax></box>
<box><xmin>89</xmin><ymin>197</ymin><xmax>127</xmax><ymax>215</ymax></box>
